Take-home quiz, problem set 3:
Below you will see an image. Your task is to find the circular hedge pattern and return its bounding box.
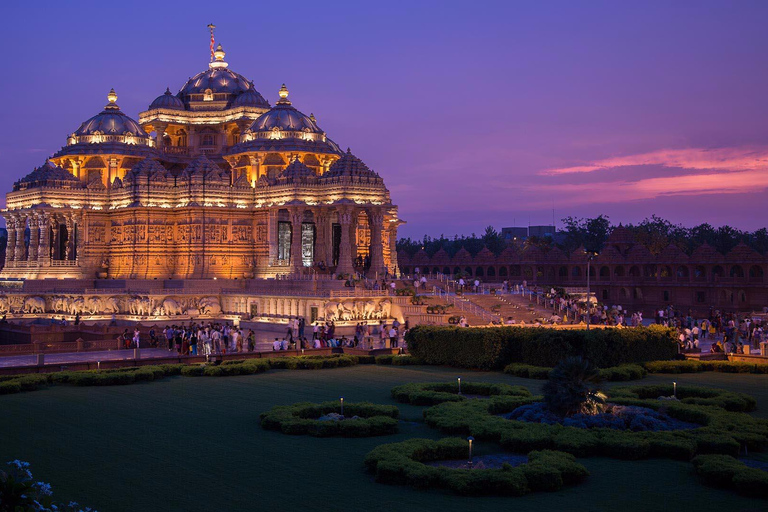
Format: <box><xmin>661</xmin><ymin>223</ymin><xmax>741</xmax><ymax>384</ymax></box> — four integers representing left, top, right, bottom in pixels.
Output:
<box><xmin>422</xmin><ymin>384</ymin><xmax>768</xmax><ymax>461</ymax></box>
<box><xmin>260</xmin><ymin>401</ymin><xmax>400</xmax><ymax>437</ymax></box>
<box><xmin>364</xmin><ymin>437</ymin><xmax>588</xmax><ymax>496</ymax></box>
<box><xmin>391</xmin><ymin>381</ymin><xmax>531</xmax><ymax>405</ymax></box>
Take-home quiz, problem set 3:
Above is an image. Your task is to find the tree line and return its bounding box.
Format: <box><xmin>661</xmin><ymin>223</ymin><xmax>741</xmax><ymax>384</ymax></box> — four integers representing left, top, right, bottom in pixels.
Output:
<box><xmin>397</xmin><ymin>215</ymin><xmax>768</xmax><ymax>258</ymax></box>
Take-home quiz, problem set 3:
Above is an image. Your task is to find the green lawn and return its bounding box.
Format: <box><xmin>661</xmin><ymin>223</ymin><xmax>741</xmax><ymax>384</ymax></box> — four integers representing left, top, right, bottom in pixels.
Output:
<box><xmin>0</xmin><ymin>366</ymin><xmax>767</xmax><ymax>511</ymax></box>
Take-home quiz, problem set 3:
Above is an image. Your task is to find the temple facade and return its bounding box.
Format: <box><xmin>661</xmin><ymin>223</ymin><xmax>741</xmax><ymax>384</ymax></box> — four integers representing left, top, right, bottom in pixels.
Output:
<box><xmin>1</xmin><ymin>44</ymin><xmax>401</xmax><ymax>280</ymax></box>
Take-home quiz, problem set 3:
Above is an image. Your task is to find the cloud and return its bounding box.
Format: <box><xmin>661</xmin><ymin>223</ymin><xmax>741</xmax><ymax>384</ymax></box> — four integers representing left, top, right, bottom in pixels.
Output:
<box><xmin>540</xmin><ymin>147</ymin><xmax>768</xmax><ymax>176</ymax></box>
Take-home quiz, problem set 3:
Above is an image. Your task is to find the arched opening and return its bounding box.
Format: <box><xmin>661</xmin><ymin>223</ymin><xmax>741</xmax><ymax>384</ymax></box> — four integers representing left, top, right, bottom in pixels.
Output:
<box><xmin>453</xmin><ymin>267</ymin><xmax>461</xmax><ymax>275</ymax></box>
<box><xmin>676</xmin><ymin>266</ymin><xmax>689</xmax><ymax>278</ymax></box>
<box><xmin>559</xmin><ymin>266</ymin><xmax>568</xmax><ymax>278</ymax></box>
<box><xmin>499</xmin><ymin>266</ymin><xmax>508</xmax><ymax>277</ymax></box>
<box><xmin>510</xmin><ymin>265</ymin><xmax>521</xmax><ymax>277</ymax></box>
<box><xmin>475</xmin><ymin>267</ymin><xmax>484</xmax><ymax>277</ymax></box>
<box><xmin>599</xmin><ymin>266</ymin><xmax>610</xmax><ymax>278</ymax></box>
<box><xmin>730</xmin><ymin>265</ymin><xmax>744</xmax><ymax>278</ymax></box>
<box><xmin>487</xmin><ymin>266</ymin><xmax>496</xmax><ymax>277</ymax></box>
<box><xmin>694</xmin><ymin>265</ymin><xmax>705</xmax><ymax>279</ymax></box>
<box><xmin>620</xmin><ymin>287</ymin><xmax>629</xmax><ymax>299</ymax></box>
<box><xmin>464</xmin><ymin>266</ymin><xmax>473</xmax><ymax>276</ymax></box>
<box><xmin>629</xmin><ymin>265</ymin><xmax>640</xmax><ymax>277</ymax></box>
<box><xmin>712</xmin><ymin>265</ymin><xmax>724</xmax><ymax>279</ymax></box>
<box><xmin>749</xmin><ymin>265</ymin><xmax>764</xmax><ymax>281</ymax></box>
<box><xmin>663</xmin><ymin>290</ymin><xmax>670</xmax><ymax>302</ymax></box>
<box><xmin>660</xmin><ymin>265</ymin><xmax>672</xmax><ymax>278</ymax></box>
<box><xmin>443</xmin><ymin>267</ymin><xmax>451</xmax><ymax>275</ymax></box>
<box><xmin>614</xmin><ymin>266</ymin><xmax>625</xmax><ymax>277</ymax></box>
<box><xmin>643</xmin><ymin>264</ymin><xmax>657</xmax><ymax>278</ymax></box>
<box><xmin>572</xmin><ymin>266</ymin><xmax>581</xmax><ymax>278</ymax></box>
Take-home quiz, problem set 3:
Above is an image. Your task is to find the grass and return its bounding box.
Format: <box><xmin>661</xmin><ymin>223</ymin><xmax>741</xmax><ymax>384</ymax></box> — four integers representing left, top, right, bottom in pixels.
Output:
<box><xmin>0</xmin><ymin>366</ymin><xmax>767</xmax><ymax>511</ymax></box>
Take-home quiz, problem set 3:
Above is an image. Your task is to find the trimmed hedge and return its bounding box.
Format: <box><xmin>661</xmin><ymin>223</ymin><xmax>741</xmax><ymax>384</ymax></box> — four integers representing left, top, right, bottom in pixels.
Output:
<box><xmin>375</xmin><ymin>354</ymin><xmax>424</xmax><ymax>366</ymax></box>
<box><xmin>422</xmin><ymin>385</ymin><xmax>768</xmax><ymax>461</ymax></box>
<box><xmin>504</xmin><ymin>363</ymin><xmax>647</xmax><ymax>381</ymax></box>
<box><xmin>645</xmin><ymin>360</ymin><xmax>768</xmax><ymax>375</ymax></box>
<box><xmin>391</xmin><ymin>381</ymin><xmax>531</xmax><ymax>406</ymax></box>
<box><xmin>405</xmin><ymin>325</ymin><xmax>677</xmax><ymax>370</ymax></box>
<box><xmin>692</xmin><ymin>455</ymin><xmax>768</xmax><ymax>498</ymax></box>
<box><xmin>260</xmin><ymin>401</ymin><xmax>400</xmax><ymax>437</ymax></box>
<box><xmin>364</xmin><ymin>437</ymin><xmax>588</xmax><ymax>496</ymax></box>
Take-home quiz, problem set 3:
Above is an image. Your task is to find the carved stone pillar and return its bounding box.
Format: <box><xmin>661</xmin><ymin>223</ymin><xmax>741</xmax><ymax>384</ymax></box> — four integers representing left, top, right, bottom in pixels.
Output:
<box><xmin>51</xmin><ymin>216</ymin><xmax>59</xmax><ymax>260</ymax></box>
<box><xmin>14</xmin><ymin>215</ymin><xmax>26</xmax><ymax>262</ymax></box>
<box><xmin>28</xmin><ymin>216</ymin><xmax>39</xmax><ymax>262</ymax></box>
<box><xmin>65</xmin><ymin>215</ymin><xmax>75</xmax><ymax>260</ymax></box>
<box><xmin>336</xmin><ymin>208</ymin><xmax>354</xmax><ymax>275</ymax></box>
<box><xmin>314</xmin><ymin>210</ymin><xmax>328</xmax><ymax>266</ymax></box>
<box><xmin>154</xmin><ymin>122</ymin><xmax>168</xmax><ymax>150</ymax></box>
<box><xmin>5</xmin><ymin>217</ymin><xmax>16</xmax><ymax>265</ymax></box>
<box><xmin>290</xmin><ymin>208</ymin><xmax>303</xmax><ymax>272</ymax></box>
<box><xmin>37</xmin><ymin>213</ymin><xmax>49</xmax><ymax>264</ymax></box>
<box><xmin>368</xmin><ymin>208</ymin><xmax>385</xmax><ymax>275</ymax></box>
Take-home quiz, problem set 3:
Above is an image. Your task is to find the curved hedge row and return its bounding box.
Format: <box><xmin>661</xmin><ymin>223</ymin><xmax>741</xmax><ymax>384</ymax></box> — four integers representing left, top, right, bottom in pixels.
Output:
<box><xmin>504</xmin><ymin>363</ymin><xmax>647</xmax><ymax>381</ymax></box>
<box><xmin>422</xmin><ymin>385</ymin><xmax>768</xmax><ymax>461</ymax></box>
<box><xmin>364</xmin><ymin>437</ymin><xmax>588</xmax><ymax>496</ymax></box>
<box><xmin>391</xmin><ymin>381</ymin><xmax>531</xmax><ymax>405</ymax></box>
<box><xmin>610</xmin><ymin>384</ymin><xmax>757</xmax><ymax>413</ymax></box>
<box><xmin>405</xmin><ymin>325</ymin><xmax>677</xmax><ymax>370</ymax></box>
<box><xmin>260</xmin><ymin>401</ymin><xmax>400</xmax><ymax>437</ymax></box>
<box><xmin>692</xmin><ymin>454</ymin><xmax>768</xmax><ymax>499</ymax></box>
<box><xmin>644</xmin><ymin>360</ymin><xmax>768</xmax><ymax>375</ymax></box>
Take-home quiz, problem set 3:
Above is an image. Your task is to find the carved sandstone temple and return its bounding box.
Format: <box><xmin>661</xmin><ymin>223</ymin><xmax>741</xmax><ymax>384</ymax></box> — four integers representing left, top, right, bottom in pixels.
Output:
<box><xmin>1</xmin><ymin>44</ymin><xmax>401</xmax><ymax>280</ymax></box>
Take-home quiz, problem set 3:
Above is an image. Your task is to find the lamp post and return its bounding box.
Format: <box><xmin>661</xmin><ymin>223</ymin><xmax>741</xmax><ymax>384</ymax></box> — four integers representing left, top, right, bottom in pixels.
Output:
<box><xmin>340</xmin><ymin>397</ymin><xmax>344</xmax><ymax>416</ymax></box>
<box><xmin>673</xmin><ymin>382</ymin><xmax>677</xmax><ymax>398</ymax></box>
<box><xmin>457</xmin><ymin>377</ymin><xmax>461</xmax><ymax>395</ymax></box>
<box><xmin>467</xmin><ymin>436</ymin><xmax>475</xmax><ymax>469</ymax></box>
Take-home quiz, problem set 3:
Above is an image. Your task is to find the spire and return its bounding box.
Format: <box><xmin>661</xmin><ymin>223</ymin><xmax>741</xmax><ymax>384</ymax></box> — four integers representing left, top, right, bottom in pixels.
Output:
<box><xmin>105</xmin><ymin>88</ymin><xmax>120</xmax><ymax>110</ymax></box>
<box><xmin>209</xmin><ymin>42</ymin><xmax>228</xmax><ymax>69</ymax></box>
<box><xmin>277</xmin><ymin>84</ymin><xmax>291</xmax><ymax>105</ymax></box>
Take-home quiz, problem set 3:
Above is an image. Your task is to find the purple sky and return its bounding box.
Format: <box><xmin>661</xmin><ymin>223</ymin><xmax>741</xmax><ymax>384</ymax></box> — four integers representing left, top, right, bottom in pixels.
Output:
<box><xmin>3</xmin><ymin>1</ymin><xmax>768</xmax><ymax>238</ymax></box>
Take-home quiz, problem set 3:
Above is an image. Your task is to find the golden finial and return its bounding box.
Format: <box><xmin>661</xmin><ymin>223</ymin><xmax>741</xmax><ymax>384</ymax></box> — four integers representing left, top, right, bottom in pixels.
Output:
<box><xmin>310</xmin><ymin>113</ymin><xmax>317</xmax><ymax>123</ymax></box>
<box><xmin>107</xmin><ymin>88</ymin><xmax>118</xmax><ymax>104</ymax></box>
<box><xmin>278</xmin><ymin>84</ymin><xmax>289</xmax><ymax>100</ymax></box>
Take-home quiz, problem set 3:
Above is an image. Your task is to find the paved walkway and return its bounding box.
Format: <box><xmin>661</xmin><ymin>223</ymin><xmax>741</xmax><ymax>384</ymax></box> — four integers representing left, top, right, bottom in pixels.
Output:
<box><xmin>0</xmin><ymin>348</ymin><xmax>174</xmax><ymax>368</ymax></box>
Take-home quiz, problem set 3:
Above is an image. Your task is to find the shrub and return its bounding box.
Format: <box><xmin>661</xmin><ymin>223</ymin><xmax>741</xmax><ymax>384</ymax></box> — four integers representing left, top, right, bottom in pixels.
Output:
<box><xmin>405</xmin><ymin>325</ymin><xmax>677</xmax><ymax>370</ymax></box>
<box><xmin>692</xmin><ymin>454</ymin><xmax>768</xmax><ymax>498</ymax></box>
<box><xmin>260</xmin><ymin>401</ymin><xmax>400</xmax><ymax>437</ymax></box>
<box><xmin>645</xmin><ymin>360</ymin><xmax>768</xmax><ymax>375</ymax></box>
<box><xmin>364</xmin><ymin>438</ymin><xmax>588</xmax><ymax>496</ymax></box>
<box><xmin>391</xmin><ymin>381</ymin><xmax>531</xmax><ymax>406</ymax></box>
<box><xmin>504</xmin><ymin>363</ymin><xmax>647</xmax><ymax>381</ymax></box>
<box><xmin>543</xmin><ymin>357</ymin><xmax>606</xmax><ymax>417</ymax></box>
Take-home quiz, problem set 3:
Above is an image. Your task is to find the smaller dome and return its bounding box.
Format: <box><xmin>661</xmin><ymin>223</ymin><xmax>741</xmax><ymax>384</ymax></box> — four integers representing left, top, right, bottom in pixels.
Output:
<box><xmin>232</xmin><ymin>88</ymin><xmax>269</xmax><ymax>108</ymax></box>
<box><xmin>149</xmin><ymin>88</ymin><xmax>185</xmax><ymax>110</ymax></box>
<box><xmin>323</xmin><ymin>149</ymin><xmax>380</xmax><ymax>179</ymax></box>
<box><xmin>248</xmin><ymin>84</ymin><xmax>323</xmax><ymax>134</ymax></box>
<box><xmin>74</xmin><ymin>89</ymin><xmax>149</xmax><ymax>138</ymax></box>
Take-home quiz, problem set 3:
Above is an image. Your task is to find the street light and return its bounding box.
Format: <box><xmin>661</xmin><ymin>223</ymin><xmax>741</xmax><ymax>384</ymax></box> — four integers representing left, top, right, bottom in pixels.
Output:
<box><xmin>340</xmin><ymin>397</ymin><xmax>344</xmax><ymax>416</ymax></box>
<box><xmin>457</xmin><ymin>377</ymin><xmax>461</xmax><ymax>395</ymax></box>
<box><xmin>467</xmin><ymin>436</ymin><xmax>475</xmax><ymax>469</ymax></box>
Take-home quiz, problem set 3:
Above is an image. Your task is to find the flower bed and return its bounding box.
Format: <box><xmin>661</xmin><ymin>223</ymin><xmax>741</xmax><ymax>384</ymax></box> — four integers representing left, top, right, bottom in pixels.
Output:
<box><xmin>260</xmin><ymin>401</ymin><xmax>400</xmax><ymax>437</ymax></box>
<box><xmin>505</xmin><ymin>402</ymin><xmax>698</xmax><ymax>431</ymax></box>
<box><xmin>422</xmin><ymin>385</ymin><xmax>768</xmax><ymax>461</ymax></box>
<box><xmin>504</xmin><ymin>363</ymin><xmax>647</xmax><ymax>381</ymax></box>
<box><xmin>692</xmin><ymin>454</ymin><xmax>768</xmax><ymax>498</ymax></box>
<box><xmin>391</xmin><ymin>381</ymin><xmax>531</xmax><ymax>406</ymax></box>
<box><xmin>364</xmin><ymin>437</ymin><xmax>588</xmax><ymax>496</ymax></box>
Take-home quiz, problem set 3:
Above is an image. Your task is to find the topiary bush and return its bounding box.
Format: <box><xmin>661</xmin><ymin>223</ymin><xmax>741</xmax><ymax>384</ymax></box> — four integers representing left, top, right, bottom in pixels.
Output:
<box><xmin>391</xmin><ymin>381</ymin><xmax>532</xmax><ymax>405</ymax></box>
<box><xmin>260</xmin><ymin>401</ymin><xmax>400</xmax><ymax>437</ymax></box>
<box><xmin>692</xmin><ymin>454</ymin><xmax>768</xmax><ymax>498</ymax></box>
<box><xmin>543</xmin><ymin>357</ymin><xmax>606</xmax><ymax>417</ymax></box>
<box><xmin>364</xmin><ymin>437</ymin><xmax>588</xmax><ymax>496</ymax></box>
<box><xmin>405</xmin><ymin>325</ymin><xmax>677</xmax><ymax>370</ymax></box>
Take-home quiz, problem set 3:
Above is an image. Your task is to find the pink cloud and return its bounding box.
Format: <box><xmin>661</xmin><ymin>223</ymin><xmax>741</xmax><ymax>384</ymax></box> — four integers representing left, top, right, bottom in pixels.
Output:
<box><xmin>540</xmin><ymin>147</ymin><xmax>768</xmax><ymax>176</ymax></box>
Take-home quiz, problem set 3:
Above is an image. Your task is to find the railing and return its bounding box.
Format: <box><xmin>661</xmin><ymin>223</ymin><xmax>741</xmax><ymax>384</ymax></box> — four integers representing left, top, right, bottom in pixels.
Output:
<box><xmin>50</xmin><ymin>260</ymin><xmax>78</xmax><ymax>267</ymax></box>
<box><xmin>162</xmin><ymin>146</ymin><xmax>190</xmax><ymax>156</ymax></box>
<box><xmin>432</xmin><ymin>287</ymin><xmax>501</xmax><ymax>323</ymax></box>
<box><xmin>330</xmin><ymin>289</ymin><xmax>391</xmax><ymax>299</ymax></box>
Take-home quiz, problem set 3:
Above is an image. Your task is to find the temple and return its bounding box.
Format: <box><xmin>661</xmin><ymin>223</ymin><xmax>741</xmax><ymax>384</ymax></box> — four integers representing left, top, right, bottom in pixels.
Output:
<box><xmin>1</xmin><ymin>44</ymin><xmax>401</xmax><ymax>280</ymax></box>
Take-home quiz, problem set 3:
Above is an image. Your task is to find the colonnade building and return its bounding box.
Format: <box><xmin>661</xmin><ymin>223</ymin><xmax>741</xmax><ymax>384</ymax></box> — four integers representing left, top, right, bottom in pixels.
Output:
<box><xmin>1</xmin><ymin>44</ymin><xmax>402</xmax><ymax>280</ymax></box>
